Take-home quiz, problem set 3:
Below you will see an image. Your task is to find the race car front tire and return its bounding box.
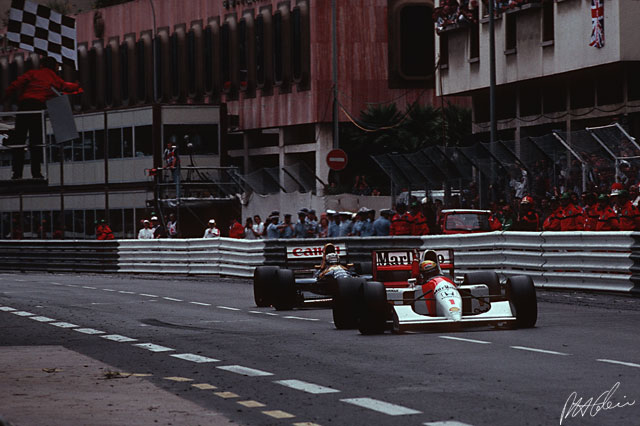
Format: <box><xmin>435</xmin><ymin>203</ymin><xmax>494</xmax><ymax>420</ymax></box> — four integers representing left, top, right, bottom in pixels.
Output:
<box><xmin>358</xmin><ymin>281</ymin><xmax>388</xmax><ymax>335</ymax></box>
<box><xmin>462</xmin><ymin>271</ymin><xmax>501</xmax><ymax>301</ymax></box>
<box><xmin>354</xmin><ymin>261</ymin><xmax>372</xmax><ymax>276</ymax></box>
<box><xmin>506</xmin><ymin>275</ymin><xmax>537</xmax><ymax>328</ymax></box>
<box><xmin>333</xmin><ymin>277</ymin><xmax>364</xmax><ymax>329</ymax></box>
<box><xmin>253</xmin><ymin>266</ymin><xmax>279</xmax><ymax>307</ymax></box>
<box><xmin>272</xmin><ymin>268</ymin><xmax>297</xmax><ymax>311</ymax></box>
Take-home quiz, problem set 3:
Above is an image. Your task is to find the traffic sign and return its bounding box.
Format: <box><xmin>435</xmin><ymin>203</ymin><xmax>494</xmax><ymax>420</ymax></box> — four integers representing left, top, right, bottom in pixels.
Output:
<box><xmin>326</xmin><ymin>149</ymin><xmax>348</xmax><ymax>171</ymax></box>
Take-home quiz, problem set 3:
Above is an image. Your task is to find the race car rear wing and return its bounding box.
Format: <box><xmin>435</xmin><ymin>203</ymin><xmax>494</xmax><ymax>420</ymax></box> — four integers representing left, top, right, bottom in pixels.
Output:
<box><xmin>372</xmin><ymin>249</ymin><xmax>454</xmax><ymax>287</ymax></box>
<box><xmin>284</xmin><ymin>243</ymin><xmax>348</xmax><ymax>272</ymax></box>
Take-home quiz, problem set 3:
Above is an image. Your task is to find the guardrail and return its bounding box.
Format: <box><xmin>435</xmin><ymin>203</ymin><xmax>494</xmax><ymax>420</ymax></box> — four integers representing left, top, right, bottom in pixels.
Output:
<box><xmin>0</xmin><ymin>233</ymin><xmax>637</xmax><ymax>294</ymax></box>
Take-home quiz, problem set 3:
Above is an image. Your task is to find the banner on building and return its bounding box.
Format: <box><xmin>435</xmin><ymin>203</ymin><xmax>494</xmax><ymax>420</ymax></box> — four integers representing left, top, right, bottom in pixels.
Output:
<box><xmin>589</xmin><ymin>0</ymin><xmax>605</xmax><ymax>48</ymax></box>
<box><xmin>6</xmin><ymin>0</ymin><xmax>78</xmax><ymax>69</ymax></box>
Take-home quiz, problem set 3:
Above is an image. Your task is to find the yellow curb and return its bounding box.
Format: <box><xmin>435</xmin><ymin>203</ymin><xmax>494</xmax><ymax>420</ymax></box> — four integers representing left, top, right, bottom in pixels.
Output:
<box><xmin>262</xmin><ymin>410</ymin><xmax>295</xmax><ymax>419</ymax></box>
<box><xmin>214</xmin><ymin>391</ymin><xmax>239</xmax><ymax>399</ymax></box>
<box><xmin>192</xmin><ymin>383</ymin><xmax>217</xmax><ymax>390</ymax></box>
<box><xmin>163</xmin><ymin>376</ymin><xmax>193</xmax><ymax>382</ymax></box>
<box><xmin>237</xmin><ymin>400</ymin><xmax>266</xmax><ymax>408</ymax></box>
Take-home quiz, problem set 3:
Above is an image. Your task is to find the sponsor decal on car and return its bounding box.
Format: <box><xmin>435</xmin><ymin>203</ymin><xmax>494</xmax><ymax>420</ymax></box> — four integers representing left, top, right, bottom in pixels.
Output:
<box><xmin>449</xmin><ymin>307</ymin><xmax>460</xmax><ymax>313</ymax></box>
<box><xmin>287</xmin><ymin>244</ymin><xmax>347</xmax><ymax>259</ymax></box>
<box><xmin>375</xmin><ymin>250</ymin><xmax>414</xmax><ymax>266</ymax></box>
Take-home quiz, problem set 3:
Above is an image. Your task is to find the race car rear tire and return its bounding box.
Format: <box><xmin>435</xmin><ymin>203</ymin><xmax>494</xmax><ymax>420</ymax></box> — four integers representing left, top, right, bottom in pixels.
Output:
<box><xmin>272</xmin><ymin>268</ymin><xmax>297</xmax><ymax>311</ymax></box>
<box><xmin>253</xmin><ymin>266</ymin><xmax>279</xmax><ymax>307</ymax></box>
<box><xmin>358</xmin><ymin>281</ymin><xmax>388</xmax><ymax>335</ymax></box>
<box><xmin>332</xmin><ymin>277</ymin><xmax>364</xmax><ymax>329</ymax></box>
<box><xmin>506</xmin><ymin>275</ymin><xmax>537</xmax><ymax>328</ymax></box>
<box><xmin>463</xmin><ymin>271</ymin><xmax>501</xmax><ymax>301</ymax></box>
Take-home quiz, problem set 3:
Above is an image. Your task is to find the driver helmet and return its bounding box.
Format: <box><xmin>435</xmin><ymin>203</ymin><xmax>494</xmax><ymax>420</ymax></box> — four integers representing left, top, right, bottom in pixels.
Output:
<box><xmin>419</xmin><ymin>260</ymin><xmax>438</xmax><ymax>282</ymax></box>
<box><xmin>325</xmin><ymin>252</ymin><xmax>340</xmax><ymax>265</ymax></box>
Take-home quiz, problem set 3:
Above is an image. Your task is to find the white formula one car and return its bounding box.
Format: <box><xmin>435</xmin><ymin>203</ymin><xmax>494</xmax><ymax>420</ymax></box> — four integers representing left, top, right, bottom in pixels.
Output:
<box><xmin>333</xmin><ymin>249</ymin><xmax>537</xmax><ymax>334</ymax></box>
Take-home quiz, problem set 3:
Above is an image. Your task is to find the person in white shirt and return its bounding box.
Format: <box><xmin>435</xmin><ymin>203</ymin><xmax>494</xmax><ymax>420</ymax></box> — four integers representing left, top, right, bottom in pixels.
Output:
<box><xmin>138</xmin><ymin>220</ymin><xmax>154</xmax><ymax>239</ymax></box>
<box><xmin>167</xmin><ymin>213</ymin><xmax>178</xmax><ymax>238</ymax></box>
<box><xmin>252</xmin><ymin>214</ymin><xmax>265</xmax><ymax>238</ymax></box>
<box><xmin>203</xmin><ymin>219</ymin><xmax>220</xmax><ymax>238</ymax></box>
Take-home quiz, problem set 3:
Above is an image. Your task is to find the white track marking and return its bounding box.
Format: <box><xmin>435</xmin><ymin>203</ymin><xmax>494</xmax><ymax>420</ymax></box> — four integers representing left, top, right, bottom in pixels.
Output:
<box><xmin>29</xmin><ymin>316</ymin><xmax>55</xmax><ymax>322</ymax></box>
<box><xmin>0</xmin><ymin>307</ymin><xmax>16</xmax><ymax>311</ymax></box>
<box><xmin>170</xmin><ymin>353</ymin><xmax>220</xmax><ymax>363</ymax></box>
<box><xmin>50</xmin><ymin>322</ymin><xmax>79</xmax><ymax>328</ymax></box>
<box><xmin>133</xmin><ymin>343</ymin><xmax>174</xmax><ymax>352</ymax></box>
<box><xmin>66</xmin><ymin>284</ymin><xmax>77</xmax><ymax>287</ymax></box>
<box><xmin>74</xmin><ymin>328</ymin><xmax>105</xmax><ymax>335</ymax></box>
<box><xmin>118</xmin><ymin>291</ymin><xmax>135</xmax><ymax>294</ymax></box>
<box><xmin>283</xmin><ymin>316</ymin><xmax>319</xmax><ymax>321</ymax></box>
<box><xmin>249</xmin><ymin>311</ymin><xmax>264</xmax><ymax>314</ymax></box>
<box><xmin>340</xmin><ymin>398</ymin><xmax>421</xmax><ymax>416</ymax></box>
<box><xmin>163</xmin><ymin>297</ymin><xmax>183</xmax><ymax>302</ymax></box>
<box><xmin>101</xmin><ymin>334</ymin><xmax>138</xmax><ymax>343</ymax></box>
<box><xmin>597</xmin><ymin>359</ymin><xmax>640</xmax><ymax>368</ymax></box>
<box><xmin>217</xmin><ymin>306</ymin><xmax>241</xmax><ymax>311</ymax></box>
<box><xmin>424</xmin><ymin>422</ymin><xmax>474</xmax><ymax>426</ymax></box>
<box><xmin>11</xmin><ymin>311</ymin><xmax>35</xmax><ymax>316</ymax></box>
<box><xmin>217</xmin><ymin>365</ymin><xmax>274</xmax><ymax>377</ymax></box>
<box><xmin>82</xmin><ymin>286</ymin><xmax>97</xmax><ymax>289</ymax></box>
<box><xmin>510</xmin><ymin>346</ymin><xmax>570</xmax><ymax>356</ymax></box>
<box><xmin>264</xmin><ymin>312</ymin><xmax>278</xmax><ymax>316</ymax></box>
<box><xmin>102</xmin><ymin>289</ymin><xmax>116</xmax><ymax>292</ymax></box>
<box><xmin>190</xmin><ymin>301</ymin><xmax>211</xmax><ymax>306</ymax></box>
<box><xmin>50</xmin><ymin>282</ymin><xmax>62</xmax><ymax>285</ymax></box>
<box><xmin>274</xmin><ymin>379</ymin><xmax>340</xmax><ymax>394</ymax></box>
<box><xmin>439</xmin><ymin>336</ymin><xmax>491</xmax><ymax>344</ymax></box>
<box><xmin>140</xmin><ymin>294</ymin><xmax>158</xmax><ymax>297</ymax></box>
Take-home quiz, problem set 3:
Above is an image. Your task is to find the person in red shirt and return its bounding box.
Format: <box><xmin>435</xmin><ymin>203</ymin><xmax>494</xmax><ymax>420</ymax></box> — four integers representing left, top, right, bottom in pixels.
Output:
<box><xmin>514</xmin><ymin>196</ymin><xmax>540</xmax><ymax>231</ymax></box>
<box><xmin>229</xmin><ymin>217</ymin><xmax>245</xmax><ymax>238</ymax></box>
<box><xmin>409</xmin><ymin>202</ymin><xmax>429</xmax><ymax>235</ymax></box>
<box><xmin>4</xmin><ymin>56</ymin><xmax>81</xmax><ymax>179</ymax></box>
<box><xmin>558</xmin><ymin>192</ymin><xmax>583</xmax><ymax>231</ymax></box>
<box><xmin>596</xmin><ymin>194</ymin><xmax>619</xmax><ymax>231</ymax></box>
<box><xmin>390</xmin><ymin>203</ymin><xmax>413</xmax><ymax>236</ymax></box>
<box><xmin>582</xmin><ymin>192</ymin><xmax>600</xmax><ymax>231</ymax></box>
<box><xmin>96</xmin><ymin>220</ymin><xmax>115</xmax><ymax>240</ymax></box>
<box><xmin>543</xmin><ymin>197</ymin><xmax>562</xmax><ymax>231</ymax></box>
<box><xmin>613</xmin><ymin>189</ymin><xmax>639</xmax><ymax>231</ymax></box>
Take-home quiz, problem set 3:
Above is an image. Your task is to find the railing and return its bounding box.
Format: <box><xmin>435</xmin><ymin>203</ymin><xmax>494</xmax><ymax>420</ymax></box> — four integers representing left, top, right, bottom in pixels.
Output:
<box><xmin>0</xmin><ymin>233</ymin><xmax>637</xmax><ymax>294</ymax></box>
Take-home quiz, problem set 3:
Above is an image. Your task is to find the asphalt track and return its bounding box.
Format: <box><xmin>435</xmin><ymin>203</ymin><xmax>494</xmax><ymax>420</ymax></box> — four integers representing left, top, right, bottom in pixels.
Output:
<box><xmin>1</xmin><ymin>272</ymin><xmax>639</xmax><ymax>426</ymax></box>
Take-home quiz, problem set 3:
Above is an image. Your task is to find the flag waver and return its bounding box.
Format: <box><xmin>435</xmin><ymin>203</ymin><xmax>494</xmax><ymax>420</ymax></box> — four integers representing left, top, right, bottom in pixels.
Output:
<box><xmin>6</xmin><ymin>0</ymin><xmax>77</xmax><ymax>69</ymax></box>
<box><xmin>589</xmin><ymin>0</ymin><xmax>604</xmax><ymax>48</ymax></box>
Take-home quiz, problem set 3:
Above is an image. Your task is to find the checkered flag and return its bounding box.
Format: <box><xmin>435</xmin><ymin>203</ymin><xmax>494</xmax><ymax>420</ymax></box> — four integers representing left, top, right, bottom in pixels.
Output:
<box><xmin>6</xmin><ymin>0</ymin><xmax>77</xmax><ymax>69</ymax></box>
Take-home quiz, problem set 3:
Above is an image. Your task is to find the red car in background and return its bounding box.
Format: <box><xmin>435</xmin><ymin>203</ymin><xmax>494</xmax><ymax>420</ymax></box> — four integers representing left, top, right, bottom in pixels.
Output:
<box><xmin>439</xmin><ymin>209</ymin><xmax>500</xmax><ymax>234</ymax></box>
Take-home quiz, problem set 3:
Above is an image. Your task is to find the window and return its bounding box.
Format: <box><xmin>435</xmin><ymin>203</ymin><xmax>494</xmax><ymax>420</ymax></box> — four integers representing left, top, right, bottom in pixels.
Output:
<box><xmin>542</xmin><ymin>0</ymin><xmax>554</xmax><ymax>43</ymax></box>
<box><xmin>291</xmin><ymin>6</ymin><xmax>301</xmax><ymax>80</ymax></box>
<box><xmin>273</xmin><ymin>11</ymin><xmax>283</xmax><ymax>83</ymax></box>
<box><xmin>74</xmin><ymin>210</ymin><xmax>85</xmax><ymax>238</ymax></box>
<box><xmin>135</xmin><ymin>125</ymin><xmax>153</xmax><ymax>156</ymax></box>
<box><xmin>255</xmin><ymin>13</ymin><xmax>265</xmax><ymax>85</ymax></box>
<box><xmin>163</xmin><ymin>124</ymin><xmax>219</xmax><ymax>154</ymax></box>
<box><xmin>83</xmin><ymin>131</ymin><xmax>95</xmax><ymax>161</ymax></box>
<box><xmin>204</xmin><ymin>25</ymin><xmax>213</xmax><ymax>93</ymax></box>
<box><xmin>109</xmin><ymin>209</ymin><xmax>123</xmax><ymax>239</ymax></box>
<box><xmin>109</xmin><ymin>128</ymin><xmax>122</xmax><ymax>159</ymax></box>
<box><xmin>95</xmin><ymin>129</ymin><xmax>105</xmax><ymax>160</ymax></box>
<box><xmin>400</xmin><ymin>5</ymin><xmax>432</xmax><ymax>77</ymax></box>
<box><xmin>170</xmin><ymin>32</ymin><xmax>180</xmax><ymax>99</ymax></box>
<box><xmin>469</xmin><ymin>24</ymin><xmax>479</xmax><ymax>61</ymax></box>
<box><xmin>187</xmin><ymin>29</ymin><xmax>197</xmax><ymax>94</ymax></box>
<box><xmin>85</xmin><ymin>209</ymin><xmax>96</xmax><ymax>237</ymax></box>
<box><xmin>505</xmin><ymin>14</ymin><xmax>517</xmax><ymax>52</ymax></box>
<box><xmin>238</xmin><ymin>18</ymin><xmax>248</xmax><ymax>88</ymax></box>
<box><xmin>221</xmin><ymin>22</ymin><xmax>230</xmax><ymax>86</ymax></box>
<box><xmin>124</xmin><ymin>208</ymin><xmax>134</xmax><ymax>239</ymax></box>
<box><xmin>123</xmin><ymin>127</ymin><xmax>133</xmax><ymax>157</ymax></box>
<box><xmin>136</xmin><ymin>38</ymin><xmax>147</xmax><ymax>101</ymax></box>
<box><xmin>439</xmin><ymin>33</ymin><xmax>449</xmax><ymax>67</ymax></box>
<box><xmin>73</xmin><ymin>136</ymin><xmax>83</xmax><ymax>161</ymax></box>
<box><xmin>105</xmin><ymin>44</ymin><xmax>113</xmax><ymax>105</ymax></box>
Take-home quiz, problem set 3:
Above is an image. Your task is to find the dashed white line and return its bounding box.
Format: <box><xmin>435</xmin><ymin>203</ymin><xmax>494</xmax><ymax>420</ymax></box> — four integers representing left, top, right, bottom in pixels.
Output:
<box><xmin>217</xmin><ymin>365</ymin><xmax>274</xmax><ymax>377</ymax></box>
<box><xmin>249</xmin><ymin>311</ymin><xmax>264</xmax><ymax>314</ymax></box>
<box><xmin>171</xmin><ymin>353</ymin><xmax>219</xmax><ymax>363</ymax></box>
<box><xmin>597</xmin><ymin>359</ymin><xmax>640</xmax><ymax>368</ymax></box>
<box><xmin>189</xmin><ymin>301</ymin><xmax>211</xmax><ymax>306</ymax></box>
<box><xmin>50</xmin><ymin>322</ymin><xmax>79</xmax><ymax>328</ymax></box>
<box><xmin>102</xmin><ymin>289</ymin><xmax>116</xmax><ymax>292</ymax></box>
<box><xmin>283</xmin><ymin>316</ymin><xmax>320</xmax><ymax>321</ymax></box>
<box><xmin>74</xmin><ymin>328</ymin><xmax>105</xmax><ymax>335</ymax></box>
<box><xmin>163</xmin><ymin>297</ymin><xmax>183</xmax><ymax>302</ymax></box>
<box><xmin>274</xmin><ymin>379</ymin><xmax>340</xmax><ymax>394</ymax></box>
<box><xmin>82</xmin><ymin>286</ymin><xmax>97</xmax><ymax>289</ymax></box>
<box><xmin>264</xmin><ymin>312</ymin><xmax>278</xmax><ymax>316</ymax></box>
<box><xmin>50</xmin><ymin>282</ymin><xmax>63</xmax><ymax>285</ymax></box>
<box><xmin>510</xmin><ymin>346</ymin><xmax>570</xmax><ymax>356</ymax></box>
<box><xmin>101</xmin><ymin>334</ymin><xmax>138</xmax><ymax>343</ymax></box>
<box><xmin>66</xmin><ymin>284</ymin><xmax>78</xmax><ymax>287</ymax></box>
<box><xmin>217</xmin><ymin>306</ymin><xmax>241</xmax><ymax>311</ymax></box>
<box><xmin>29</xmin><ymin>316</ymin><xmax>56</xmax><ymax>322</ymax></box>
<box><xmin>0</xmin><ymin>307</ymin><xmax>16</xmax><ymax>312</ymax></box>
<box><xmin>439</xmin><ymin>336</ymin><xmax>491</xmax><ymax>344</ymax></box>
<box><xmin>119</xmin><ymin>291</ymin><xmax>135</xmax><ymax>294</ymax></box>
<box><xmin>140</xmin><ymin>294</ymin><xmax>158</xmax><ymax>297</ymax></box>
<box><xmin>133</xmin><ymin>343</ymin><xmax>174</xmax><ymax>352</ymax></box>
<box><xmin>11</xmin><ymin>311</ymin><xmax>35</xmax><ymax>317</ymax></box>
<box><xmin>424</xmin><ymin>421</ymin><xmax>474</xmax><ymax>426</ymax></box>
<box><xmin>340</xmin><ymin>398</ymin><xmax>421</xmax><ymax>416</ymax></box>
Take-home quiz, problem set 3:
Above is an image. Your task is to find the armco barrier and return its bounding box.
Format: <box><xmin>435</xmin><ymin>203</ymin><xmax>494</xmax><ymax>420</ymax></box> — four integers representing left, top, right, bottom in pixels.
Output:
<box><xmin>0</xmin><ymin>240</ymin><xmax>119</xmax><ymax>273</ymax></box>
<box><xmin>0</xmin><ymin>233</ymin><xmax>636</xmax><ymax>293</ymax></box>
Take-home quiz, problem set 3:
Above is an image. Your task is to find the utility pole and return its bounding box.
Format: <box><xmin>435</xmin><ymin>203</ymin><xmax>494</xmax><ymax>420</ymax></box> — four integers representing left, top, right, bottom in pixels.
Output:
<box><xmin>149</xmin><ymin>0</ymin><xmax>158</xmax><ymax>103</ymax></box>
<box><xmin>331</xmin><ymin>0</ymin><xmax>338</xmax><ymax>149</ymax></box>
<box><xmin>488</xmin><ymin>0</ymin><xmax>497</xmax><ymax>208</ymax></box>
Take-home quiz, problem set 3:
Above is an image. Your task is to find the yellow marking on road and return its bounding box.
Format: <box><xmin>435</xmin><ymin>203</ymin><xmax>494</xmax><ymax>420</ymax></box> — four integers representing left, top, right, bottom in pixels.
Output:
<box><xmin>214</xmin><ymin>391</ymin><xmax>239</xmax><ymax>398</ymax></box>
<box><xmin>192</xmin><ymin>383</ymin><xmax>217</xmax><ymax>390</ymax></box>
<box><xmin>262</xmin><ymin>410</ymin><xmax>295</xmax><ymax>419</ymax></box>
<box><xmin>163</xmin><ymin>376</ymin><xmax>193</xmax><ymax>382</ymax></box>
<box><xmin>237</xmin><ymin>400</ymin><xmax>266</xmax><ymax>408</ymax></box>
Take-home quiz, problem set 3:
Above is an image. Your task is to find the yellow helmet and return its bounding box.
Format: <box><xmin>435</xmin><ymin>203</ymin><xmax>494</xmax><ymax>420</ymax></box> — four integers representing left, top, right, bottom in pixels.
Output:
<box><xmin>419</xmin><ymin>260</ymin><xmax>438</xmax><ymax>281</ymax></box>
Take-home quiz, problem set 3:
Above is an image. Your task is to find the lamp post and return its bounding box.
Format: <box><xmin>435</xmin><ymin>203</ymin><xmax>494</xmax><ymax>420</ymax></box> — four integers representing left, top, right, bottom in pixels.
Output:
<box><xmin>149</xmin><ymin>0</ymin><xmax>157</xmax><ymax>103</ymax></box>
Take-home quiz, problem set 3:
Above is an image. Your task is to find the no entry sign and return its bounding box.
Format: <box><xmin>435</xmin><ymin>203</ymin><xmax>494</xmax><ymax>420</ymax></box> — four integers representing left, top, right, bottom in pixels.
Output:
<box><xmin>326</xmin><ymin>149</ymin><xmax>348</xmax><ymax>171</ymax></box>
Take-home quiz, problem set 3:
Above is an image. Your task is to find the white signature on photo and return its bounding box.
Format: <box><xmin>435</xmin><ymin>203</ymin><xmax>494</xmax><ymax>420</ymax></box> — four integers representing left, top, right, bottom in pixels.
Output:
<box><xmin>560</xmin><ymin>382</ymin><xmax>635</xmax><ymax>425</ymax></box>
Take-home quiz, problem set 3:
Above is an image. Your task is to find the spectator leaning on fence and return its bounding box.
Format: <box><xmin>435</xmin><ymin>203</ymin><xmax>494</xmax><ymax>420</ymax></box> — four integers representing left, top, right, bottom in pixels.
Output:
<box><xmin>229</xmin><ymin>217</ymin><xmax>245</xmax><ymax>239</ymax></box>
<box><xmin>253</xmin><ymin>215</ymin><xmax>265</xmax><ymax>238</ymax></box>
<box><xmin>373</xmin><ymin>209</ymin><xmax>392</xmax><ymax>236</ymax></box>
<box><xmin>244</xmin><ymin>217</ymin><xmax>259</xmax><ymax>239</ymax></box>
<box><xmin>203</xmin><ymin>219</ymin><xmax>220</xmax><ymax>238</ymax></box>
<box><xmin>166</xmin><ymin>213</ymin><xmax>178</xmax><ymax>238</ymax></box>
<box><xmin>266</xmin><ymin>213</ymin><xmax>281</xmax><ymax>239</ymax></box>
<box><xmin>138</xmin><ymin>220</ymin><xmax>154</xmax><ymax>239</ymax></box>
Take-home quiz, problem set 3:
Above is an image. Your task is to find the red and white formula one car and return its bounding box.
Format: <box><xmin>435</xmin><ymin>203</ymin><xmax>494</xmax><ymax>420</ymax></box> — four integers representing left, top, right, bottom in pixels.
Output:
<box><xmin>332</xmin><ymin>248</ymin><xmax>537</xmax><ymax>334</ymax></box>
